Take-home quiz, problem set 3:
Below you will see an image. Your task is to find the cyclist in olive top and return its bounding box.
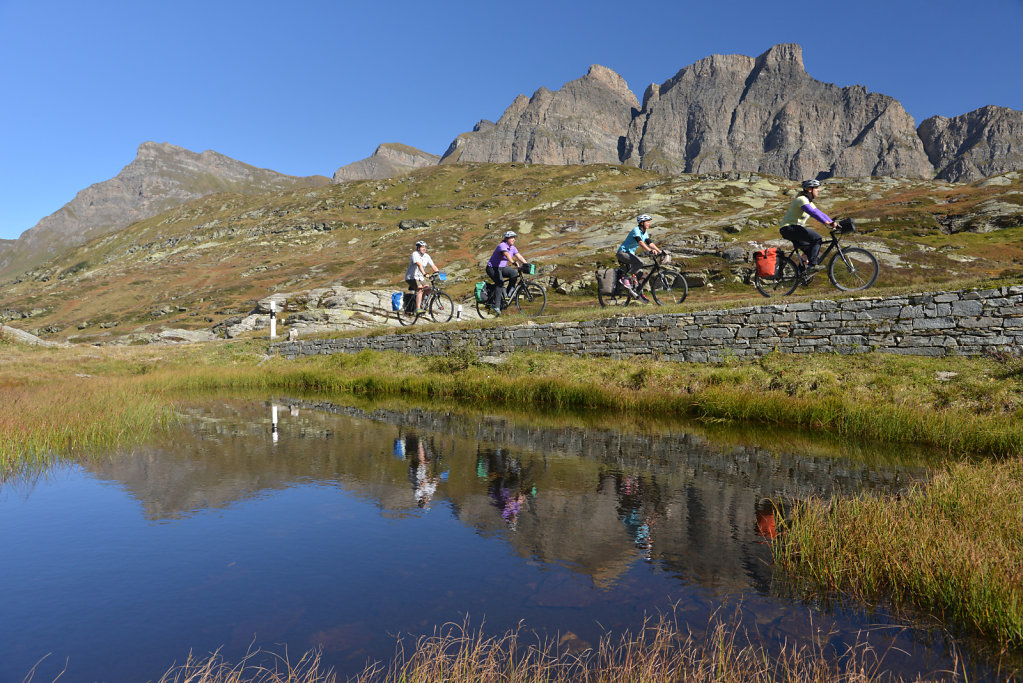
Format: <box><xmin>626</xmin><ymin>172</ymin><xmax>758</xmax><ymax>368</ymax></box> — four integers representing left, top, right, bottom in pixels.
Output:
<box><xmin>617</xmin><ymin>214</ymin><xmax>662</xmax><ymax>300</ymax></box>
<box><xmin>779</xmin><ymin>179</ymin><xmax>839</xmax><ymax>268</ymax></box>
<box><xmin>486</xmin><ymin>231</ymin><xmax>529</xmax><ymax>314</ymax></box>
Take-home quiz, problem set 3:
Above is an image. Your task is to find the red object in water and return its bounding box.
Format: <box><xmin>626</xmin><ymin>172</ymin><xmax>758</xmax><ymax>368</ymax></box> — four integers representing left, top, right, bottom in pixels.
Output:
<box><xmin>755</xmin><ymin>509</ymin><xmax>777</xmax><ymax>540</ymax></box>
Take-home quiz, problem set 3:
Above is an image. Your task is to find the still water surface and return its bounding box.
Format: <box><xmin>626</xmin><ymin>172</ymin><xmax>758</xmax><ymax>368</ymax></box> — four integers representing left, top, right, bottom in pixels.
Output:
<box><xmin>0</xmin><ymin>399</ymin><xmax>980</xmax><ymax>681</ymax></box>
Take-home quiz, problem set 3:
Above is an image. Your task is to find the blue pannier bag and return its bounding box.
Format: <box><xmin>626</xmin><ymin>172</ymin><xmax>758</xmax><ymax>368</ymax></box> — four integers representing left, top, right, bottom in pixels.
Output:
<box><xmin>391</xmin><ymin>292</ymin><xmax>403</xmax><ymax>312</ymax></box>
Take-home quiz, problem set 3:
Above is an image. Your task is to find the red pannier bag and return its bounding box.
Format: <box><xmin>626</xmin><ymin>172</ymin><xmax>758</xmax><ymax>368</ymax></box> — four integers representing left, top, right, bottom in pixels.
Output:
<box><xmin>753</xmin><ymin>247</ymin><xmax>779</xmax><ymax>278</ymax></box>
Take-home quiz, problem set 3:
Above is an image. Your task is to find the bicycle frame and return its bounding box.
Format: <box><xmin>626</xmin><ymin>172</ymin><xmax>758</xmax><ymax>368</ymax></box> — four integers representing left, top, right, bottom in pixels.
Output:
<box><xmin>599</xmin><ymin>252</ymin><xmax>688</xmax><ymax>307</ymax></box>
<box><xmin>754</xmin><ymin>223</ymin><xmax>878</xmax><ymax>297</ymax></box>
<box><xmin>620</xmin><ymin>254</ymin><xmax>670</xmax><ymax>293</ymax></box>
<box><xmin>491</xmin><ymin>272</ymin><xmax>534</xmax><ymax>308</ymax></box>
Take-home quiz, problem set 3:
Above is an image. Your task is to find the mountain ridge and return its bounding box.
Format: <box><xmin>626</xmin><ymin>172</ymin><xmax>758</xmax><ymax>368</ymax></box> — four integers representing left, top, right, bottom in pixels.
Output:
<box><xmin>1</xmin><ymin>142</ymin><xmax>328</xmax><ymax>279</ymax></box>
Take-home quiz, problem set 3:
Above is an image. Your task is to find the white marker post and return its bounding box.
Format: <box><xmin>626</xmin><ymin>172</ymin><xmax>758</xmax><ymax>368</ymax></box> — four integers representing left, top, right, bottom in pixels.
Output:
<box><xmin>456</xmin><ymin>304</ymin><xmax>462</xmax><ymax>320</ymax></box>
<box><xmin>269</xmin><ymin>300</ymin><xmax>277</xmax><ymax>340</ymax></box>
<box><xmin>271</xmin><ymin>404</ymin><xmax>279</xmax><ymax>444</ymax></box>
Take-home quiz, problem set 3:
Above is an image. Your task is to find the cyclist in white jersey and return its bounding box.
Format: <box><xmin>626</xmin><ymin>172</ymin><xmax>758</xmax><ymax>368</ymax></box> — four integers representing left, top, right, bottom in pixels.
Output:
<box><xmin>405</xmin><ymin>240</ymin><xmax>439</xmax><ymax>313</ymax></box>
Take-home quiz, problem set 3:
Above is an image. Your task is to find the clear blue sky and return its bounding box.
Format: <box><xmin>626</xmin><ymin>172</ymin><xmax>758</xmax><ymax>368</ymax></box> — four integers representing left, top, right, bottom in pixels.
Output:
<box><xmin>2</xmin><ymin>0</ymin><xmax>1022</xmax><ymax>241</ymax></box>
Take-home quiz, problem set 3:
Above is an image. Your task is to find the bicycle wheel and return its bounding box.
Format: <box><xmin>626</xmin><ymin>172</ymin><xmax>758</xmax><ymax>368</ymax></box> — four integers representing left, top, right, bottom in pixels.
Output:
<box><xmin>428</xmin><ymin>292</ymin><xmax>454</xmax><ymax>323</ymax></box>
<box><xmin>597</xmin><ymin>283</ymin><xmax>631</xmax><ymax>307</ymax></box>
<box><xmin>828</xmin><ymin>247</ymin><xmax>879</xmax><ymax>291</ymax></box>
<box><xmin>475</xmin><ymin>298</ymin><xmax>498</xmax><ymax>319</ymax></box>
<box><xmin>396</xmin><ymin>300</ymin><xmax>418</xmax><ymax>326</ymax></box>
<box><xmin>649</xmin><ymin>269</ymin><xmax>688</xmax><ymax>305</ymax></box>
<box><xmin>515</xmin><ymin>282</ymin><xmax>547</xmax><ymax>316</ymax></box>
<box><xmin>753</xmin><ymin>255</ymin><xmax>800</xmax><ymax>297</ymax></box>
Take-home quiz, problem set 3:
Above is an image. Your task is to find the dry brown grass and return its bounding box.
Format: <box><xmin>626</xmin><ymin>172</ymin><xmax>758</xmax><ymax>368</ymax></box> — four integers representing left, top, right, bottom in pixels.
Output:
<box><xmin>151</xmin><ymin>614</ymin><xmax>965</xmax><ymax>683</ymax></box>
<box><xmin>776</xmin><ymin>458</ymin><xmax>1023</xmax><ymax>652</ymax></box>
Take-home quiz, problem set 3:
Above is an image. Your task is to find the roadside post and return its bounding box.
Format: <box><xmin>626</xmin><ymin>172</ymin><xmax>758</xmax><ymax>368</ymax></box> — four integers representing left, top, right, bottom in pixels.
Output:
<box><xmin>269</xmin><ymin>301</ymin><xmax>277</xmax><ymax>340</ymax></box>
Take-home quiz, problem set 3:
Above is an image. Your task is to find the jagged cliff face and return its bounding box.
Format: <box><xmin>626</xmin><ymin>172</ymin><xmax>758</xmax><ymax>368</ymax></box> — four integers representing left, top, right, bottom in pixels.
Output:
<box><xmin>435</xmin><ymin>44</ymin><xmax>1023</xmax><ymax>184</ymax></box>
<box><xmin>333</xmin><ymin>143</ymin><xmax>440</xmax><ymax>182</ymax></box>
<box><xmin>0</xmin><ymin>142</ymin><xmax>327</xmax><ymax>278</ymax></box>
<box><xmin>918</xmin><ymin>106</ymin><xmax>1023</xmax><ymax>182</ymax></box>
<box><xmin>623</xmin><ymin>44</ymin><xmax>934</xmax><ymax>180</ymax></box>
<box><xmin>440</xmin><ymin>65</ymin><xmax>640</xmax><ymax>165</ymax></box>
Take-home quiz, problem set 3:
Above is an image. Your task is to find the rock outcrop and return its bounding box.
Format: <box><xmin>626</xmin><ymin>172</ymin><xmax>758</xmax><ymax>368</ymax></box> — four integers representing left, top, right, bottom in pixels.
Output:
<box><xmin>918</xmin><ymin>106</ymin><xmax>1023</xmax><ymax>182</ymax></box>
<box><xmin>0</xmin><ymin>324</ymin><xmax>68</xmax><ymax>348</ymax></box>
<box><xmin>622</xmin><ymin>44</ymin><xmax>934</xmax><ymax>180</ymax></box>
<box><xmin>440</xmin><ymin>65</ymin><xmax>639</xmax><ymax>165</ymax></box>
<box><xmin>333</xmin><ymin>143</ymin><xmax>440</xmax><ymax>182</ymax></box>
<box><xmin>1</xmin><ymin>142</ymin><xmax>328</xmax><ymax>279</ymax></box>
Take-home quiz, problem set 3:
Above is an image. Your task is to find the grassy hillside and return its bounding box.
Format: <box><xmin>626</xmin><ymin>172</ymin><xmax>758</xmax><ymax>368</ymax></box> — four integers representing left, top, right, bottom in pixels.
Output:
<box><xmin>1</xmin><ymin>163</ymin><xmax>1021</xmax><ymax>344</ymax></box>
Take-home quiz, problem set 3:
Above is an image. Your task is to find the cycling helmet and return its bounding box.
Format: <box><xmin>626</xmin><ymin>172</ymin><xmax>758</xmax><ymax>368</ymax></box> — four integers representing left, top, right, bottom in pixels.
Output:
<box><xmin>801</xmin><ymin>179</ymin><xmax>821</xmax><ymax>189</ymax></box>
<box><xmin>503</xmin><ymin>231</ymin><xmax>517</xmax><ymax>239</ymax></box>
<box><xmin>415</xmin><ymin>240</ymin><xmax>427</xmax><ymax>248</ymax></box>
<box><xmin>636</xmin><ymin>214</ymin><xmax>652</xmax><ymax>224</ymax></box>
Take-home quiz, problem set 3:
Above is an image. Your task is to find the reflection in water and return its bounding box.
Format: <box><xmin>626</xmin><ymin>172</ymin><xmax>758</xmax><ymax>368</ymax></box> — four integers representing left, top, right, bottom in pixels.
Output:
<box><xmin>0</xmin><ymin>398</ymin><xmax>1002</xmax><ymax>682</ymax></box>
<box><xmin>402</xmin><ymin>434</ymin><xmax>443</xmax><ymax>509</ymax></box>
<box><xmin>479</xmin><ymin>446</ymin><xmax>537</xmax><ymax>531</ymax></box>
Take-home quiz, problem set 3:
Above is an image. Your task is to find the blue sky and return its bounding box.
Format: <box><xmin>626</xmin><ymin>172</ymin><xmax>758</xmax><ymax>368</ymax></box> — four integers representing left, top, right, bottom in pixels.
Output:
<box><xmin>2</xmin><ymin>0</ymin><xmax>1022</xmax><ymax>241</ymax></box>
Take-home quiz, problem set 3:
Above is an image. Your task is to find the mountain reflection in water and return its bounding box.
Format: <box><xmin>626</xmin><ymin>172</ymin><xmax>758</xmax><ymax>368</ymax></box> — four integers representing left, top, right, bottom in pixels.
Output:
<box><xmin>1</xmin><ymin>398</ymin><xmax>978</xmax><ymax>682</ymax></box>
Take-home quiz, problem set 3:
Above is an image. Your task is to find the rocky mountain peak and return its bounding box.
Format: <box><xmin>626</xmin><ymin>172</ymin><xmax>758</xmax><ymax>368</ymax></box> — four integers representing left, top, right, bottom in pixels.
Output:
<box><xmin>623</xmin><ymin>44</ymin><xmax>933</xmax><ymax>180</ymax></box>
<box><xmin>583</xmin><ymin>64</ymin><xmax>632</xmax><ymax>95</ymax></box>
<box><xmin>754</xmin><ymin>42</ymin><xmax>804</xmax><ymax>74</ymax></box>
<box><xmin>0</xmin><ymin>142</ymin><xmax>327</xmax><ymax>280</ymax></box>
<box><xmin>332</xmin><ymin>143</ymin><xmax>439</xmax><ymax>182</ymax></box>
<box><xmin>440</xmin><ymin>65</ymin><xmax>639</xmax><ymax>166</ymax></box>
<box><xmin>918</xmin><ymin>105</ymin><xmax>1023</xmax><ymax>182</ymax></box>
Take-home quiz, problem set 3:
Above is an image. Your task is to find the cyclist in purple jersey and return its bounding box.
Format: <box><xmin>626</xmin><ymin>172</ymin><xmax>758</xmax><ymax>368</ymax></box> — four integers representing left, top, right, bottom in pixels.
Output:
<box><xmin>486</xmin><ymin>231</ymin><xmax>528</xmax><ymax>314</ymax></box>
<box><xmin>779</xmin><ymin>179</ymin><xmax>839</xmax><ymax>268</ymax></box>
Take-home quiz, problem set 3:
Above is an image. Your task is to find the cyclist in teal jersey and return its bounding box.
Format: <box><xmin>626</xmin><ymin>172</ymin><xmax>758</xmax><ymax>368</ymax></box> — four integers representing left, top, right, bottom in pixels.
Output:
<box><xmin>616</xmin><ymin>214</ymin><xmax>662</xmax><ymax>300</ymax></box>
<box><xmin>779</xmin><ymin>179</ymin><xmax>839</xmax><ymax>268</ymax></box>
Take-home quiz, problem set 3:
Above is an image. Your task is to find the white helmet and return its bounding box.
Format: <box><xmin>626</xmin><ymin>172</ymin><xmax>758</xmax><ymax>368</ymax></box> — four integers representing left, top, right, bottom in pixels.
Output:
<box><xmin>801</xmin><ymin>179</ymin><xmax>821</xmax><ymax>189</ymax></box>
<box><xmin>503</xmin><ymin>231</ymin><xmax>517</xmax><ymax>239</ymax></box>
<box><xmin>415</xmin><ymin>240</ymin><xmax>427</xmax><ymax>248</ymax></box>
<box><xmin>637</xmin><ymin>214</ymin><xmax>652</xmax><ymax>224</ymax></box>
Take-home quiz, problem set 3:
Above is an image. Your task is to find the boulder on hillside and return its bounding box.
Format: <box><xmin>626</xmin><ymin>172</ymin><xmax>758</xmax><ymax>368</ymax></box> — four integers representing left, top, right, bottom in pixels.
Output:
<box><xmin>0</xmin><ymin>324</ymin><xmax>68</xmax><ymax>348</ymax></box>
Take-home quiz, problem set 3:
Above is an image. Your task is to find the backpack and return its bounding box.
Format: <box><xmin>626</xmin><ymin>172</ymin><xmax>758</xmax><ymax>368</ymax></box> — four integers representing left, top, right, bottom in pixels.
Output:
<box><xmin>391</xmin><ymin>292</ymin><xmax>403</xmax><ymax>311</ymax></box>
<box><xmin>754</xmin><ymin>247</ymin><xmax>783</xmax><ymax>278</ymax></box>
<box><xmin>595</xmin><ymin>268</ymin><xmax>616</xmax><ymax>295</ymax></box>
<box><xmin>474</xmin><ymin>282</ymin><xmax>487</xmax><ymax>303</ymax></box>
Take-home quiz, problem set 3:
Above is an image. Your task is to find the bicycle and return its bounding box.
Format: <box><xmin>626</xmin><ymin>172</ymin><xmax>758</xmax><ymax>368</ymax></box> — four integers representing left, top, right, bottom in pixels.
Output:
<box><xmin>597</xmin><ymin>252</ymin><xmax>688</xmax><ymax>307</ymax></box>
<box><xmin>396</xmin><ymin>272</ymin><xmax>455</xmax><ymax>325</ymax></box>
<box><xmin>476</xmin><ymin>264</ymin><xmax>547</xmax><ymax>319</ymax></box>
<box><xmin>753</xmin><ymin>219</ymin><xmax>879</xmax><ymax>298</ymax></box>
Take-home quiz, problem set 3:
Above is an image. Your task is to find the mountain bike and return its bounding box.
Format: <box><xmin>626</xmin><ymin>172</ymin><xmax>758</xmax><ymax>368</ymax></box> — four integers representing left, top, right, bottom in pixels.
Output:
<box><xmin>476</xmin><ymin>265</ymin><xmax>547</xmax><ymax>319</ymax></box>
<box><xmin>397</xmin><ymin>273</ymin><xmax>455</xmax><ymax>325</ymax></box>
<box><xmin>753</xmin><ymin>219</ymin><xmax>879</xmax><ymax>298</ymax></box>
<box><xmin>597</xmin><ymin>252</ymin><xmax>688</xmax><ymax>307</ymax></box>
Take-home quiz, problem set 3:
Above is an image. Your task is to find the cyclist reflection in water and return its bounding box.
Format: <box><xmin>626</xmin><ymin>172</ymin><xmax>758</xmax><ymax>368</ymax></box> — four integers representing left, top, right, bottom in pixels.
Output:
<box><xmin>480</xmin><ymin>446</ymin><xmax>536</xmax><ymax>531</ymax></box>
<box><xmin>406</xmin><ymin>435</ymin><xmax>439</xmax><ymax>509</ymax></box>
<box><xmin>754</xmin><ymin>498</ymin><xmax>778</xmax><ymax>541</ymax></box>
<box><xmin>610</xmin><ymin>471</ymin><xmax>664</xmax><ymax>562</ymax></box>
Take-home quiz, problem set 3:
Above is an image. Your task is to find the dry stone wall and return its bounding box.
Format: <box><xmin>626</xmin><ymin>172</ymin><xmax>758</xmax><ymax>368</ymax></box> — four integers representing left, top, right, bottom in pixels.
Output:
<box><xmin>272</xmin><ymin>285</ymin><xmax>1023</xmax><ymax>362</ymax></box>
